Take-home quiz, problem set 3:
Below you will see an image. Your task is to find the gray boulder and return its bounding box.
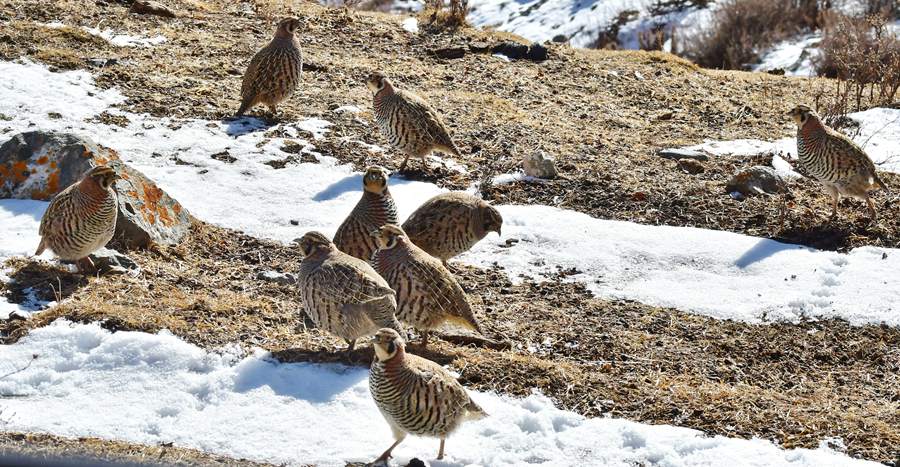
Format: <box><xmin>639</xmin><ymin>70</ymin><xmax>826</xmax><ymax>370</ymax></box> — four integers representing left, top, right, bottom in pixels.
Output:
<box><xmin>658</xmin><ymin>148</ymin><xmax>709</xmax><ymax>162</ymax></box>
<box><xmin>726</xmin><ymin>166</ymin><xmax>788</xmax><ymax>198</ymax></box>
<box><xmin>0</xmin><ymin>131</ymin><xmax>191</xmax><ymax>248</ymax></box>
<box><xmin>523</xmin><ymin>151</ymin><xmax>559</xmax><ymax>179</ymax></box>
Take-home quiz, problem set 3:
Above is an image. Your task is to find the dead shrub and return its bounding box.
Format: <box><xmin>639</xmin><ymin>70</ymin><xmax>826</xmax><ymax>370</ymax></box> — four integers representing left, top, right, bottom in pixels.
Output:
<box><xmin>680</xmin><ymin>0</ymin><xmax>822</xmax><ymax>69</ymax></box>
<box><xmin>420</xmin><ymin>0</ymin><xmax>469</xmax><ymax>32</ymax></box>
<box><xmin>814</xmin><ymin>12</ymin><xmax>900</xmax><ymax>113</ymax></box>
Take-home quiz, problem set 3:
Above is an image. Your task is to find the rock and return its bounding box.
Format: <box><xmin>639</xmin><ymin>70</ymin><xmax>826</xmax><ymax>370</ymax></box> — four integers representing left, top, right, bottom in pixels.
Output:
<box><xmin>677</xmin><ymin>159</ymin><xmax>704</xmax><ymax>174</ymax></box>
<box><xmin>0</xmin><ymin>131</ymin><xmax>191</xmax><ymax>248</ymax></box>
<box><xmin>468</xmin><ymin>41</ymin><xmax>491</xmax><ymax>53</ymax></box>
<box><xmin>551</xmin><ymin>34</ymin><xmax>568</xmax><ymax>43</ymax></box>
<box><xmin>86</xmin><ymin>58</ymin><xmax>118</xmax><ymax>68</ymax></box>
<box><xmin>130</xmin><ymin>0</ymin><xmax>177</xmax><ymax>18</ymax></box>
<box><xmin>523</xmin><ymin>151</ymin><xmax>559</xmax><ymax>179</ymax></box>
<box><xmin>492</xmin><ymin>41</ymin><xmax>529</xmax><ymax>60</ymax></box>
<box><xmin>657</xmin><ymin>148</ymin><xmax>709</xmax><ymax>162</ymax></box>
<box><xmin>8</xmin><ymin>310</ymin><xmax>31</xmax><ymax>321</ymax></box>
<box><xmin>256</xmin><ymin>270</ymin><xmax>297</xmax><ymax>285</ymax></box>
<box><xmin>89</xmin><ymin>247</ymin><xmax>139</xmax><ymax>275</ymax></box>
<box><xmin>405</xmin><ymin>459</ymin><xmax>426</xmax><ymax>467</ymax></box>
<box><xmin>726</xmin><ymin>166</ymin><xmax>788</xmax><ymax>197</ymax></box>
<box><xmin>527</xmin><ymin>42</ymin><xmax>549</xmax><ymax>62</ymax></box>
<box><xmin>431</xmin><ymin>47</ymin><xmax>466</xmax><ymax>59</ymax></box>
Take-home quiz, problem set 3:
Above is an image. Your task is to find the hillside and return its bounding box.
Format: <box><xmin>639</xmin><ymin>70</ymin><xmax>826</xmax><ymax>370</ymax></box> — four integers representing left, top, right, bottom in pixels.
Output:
<box><xmin>0</xmin><ymin>0</ymin><xmax>898</xmax><ymax>465</ymax></box>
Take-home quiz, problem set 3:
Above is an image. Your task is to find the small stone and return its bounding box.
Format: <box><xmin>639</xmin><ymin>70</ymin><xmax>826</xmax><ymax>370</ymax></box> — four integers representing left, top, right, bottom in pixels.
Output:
<box><xmin>468</xmin><ymin>41</ymin><xmax>491</xmax><ymax>53</ymax></box>
<box><xmin>256</xmin><ymin>270</ymin><xmax>297</xmax><ymax>285</ymax></box>
<box><xmin>523</xmin><ymin>151</ymin><xmax>558</xmax><ymax>179</ymax></box>
<box><xmin>677</xmin><ymin>159</ymin><xmax>704</xmax><ymax>174</ymax></box>
<box><xmin>289</xmin><ymin>219</ymin><xmax>300</xmax><ymax>226</ymax></box>
<box><xmin>431</xmin><ymin>47</ymin><xmax>466</xmax><ymax>59</ymax></box>
<box><xmin>657</xmin><ymin>148</ymin><xmax>708</xmax><ymax>161</ymax></box>
<box><xmin>405</xmin><ymin>459</ymin><xmax>427</xmax><ymax>467</ymax></box>
<box><xmin>492</xmin><ymin>41</ymin><xmax>529</xmax><ymax>60</ymax></box>
<box><xmin>527</xmin><ymin>42</ymin><xmax>549</xmax><ymax>62</ymax></box>
<box><xmin>86</xmin><ymin>58</ymin><xmax>118</xmax><ymax>68</ymax></box>
<box><xmin>726</xmin><ymin>166</ymin><xmax>788</xmax><ymax>197</ymax></box>
<box><xmin>89</xmin><ymin>247</ymin><xmax>139</xmax><ymax>275</ymax></box>
<box><xmin>130</xmin><ymin>0</ymin><xmax>177</xmax><ymax>17</ymax></box>
<box><xmin>551</xmin><ymin>34</ymin><xmax>568</xmax><ymax>43</ymax></box>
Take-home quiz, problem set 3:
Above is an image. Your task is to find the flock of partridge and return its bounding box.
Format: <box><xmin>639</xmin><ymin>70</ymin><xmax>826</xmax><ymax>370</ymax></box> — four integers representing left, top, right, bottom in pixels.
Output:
<box><xmin>30</xmin><ymin>15</ymin><xmax>890</xmax><ymax>465</ymax></box>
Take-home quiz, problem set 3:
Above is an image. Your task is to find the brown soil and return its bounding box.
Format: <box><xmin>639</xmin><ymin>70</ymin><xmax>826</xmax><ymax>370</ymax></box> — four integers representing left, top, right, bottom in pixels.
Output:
<box><xmin>0</xmin><ymin>0</ymin><xmax>899</xmax><ymax>465</ymax></box>
<box><xmin>0</xmin><ymin>431</ymin><xmax>281</xmax><ymax>466</ymax></box>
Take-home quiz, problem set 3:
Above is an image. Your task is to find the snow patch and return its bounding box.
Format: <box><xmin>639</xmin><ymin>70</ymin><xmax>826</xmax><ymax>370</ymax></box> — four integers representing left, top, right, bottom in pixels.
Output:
<box><xmin>0</xmin><ymin>200</ymin><xmax>55</xmax><ymax>319</ymax></box>
<box><xmin>402</xmin><ymin>17</ymin><xmax>419</xmax><ymax>34</ymax></box>
<box><xmin>43</xmin><ymin>21</ymin><xmax>166</xmax><ymax>48</ymax></box>
<box><xmin>0</xmin><ymin>320</ymin><xmax>879</xmax><ymax>467</ymax></box>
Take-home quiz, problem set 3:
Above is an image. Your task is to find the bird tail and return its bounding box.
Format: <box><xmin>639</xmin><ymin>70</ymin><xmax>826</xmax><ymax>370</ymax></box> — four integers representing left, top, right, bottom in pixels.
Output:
<box><xmin>34</xmin><ymin>238</ymin><xmax>46</xmax><ymax>256</ymax></box>
<box><xmin>465</xmin><ymin>399</ymin><xmax>487</xmax><ymax>420</ymax></box>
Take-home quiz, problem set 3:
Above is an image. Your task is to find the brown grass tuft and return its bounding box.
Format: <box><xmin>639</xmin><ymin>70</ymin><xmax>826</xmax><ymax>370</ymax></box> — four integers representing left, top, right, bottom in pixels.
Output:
<box><xmin>419</xmin><ymin>0</ymin><xmax>469</xmax><ymax>32</ymax></box>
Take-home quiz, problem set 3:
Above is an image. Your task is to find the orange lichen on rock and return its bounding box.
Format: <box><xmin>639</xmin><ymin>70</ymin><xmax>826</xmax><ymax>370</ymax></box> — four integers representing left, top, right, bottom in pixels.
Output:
<box><xmin>36</xmin><ymin>156</ymin><xmax>49</xmax><ymax>165</ymax></box>
<box><xmin>30</xmin><ymin>167</ymin><xmax>61</xmax><ymax>200</ymax></box>
<box><xmin>172</xmin><ymin>203</ymin><xmax>182</xmax><ymax>215</ymax></box>
<box><xmin>140</xmin><ymin>184</ymin><xmax>174</xmax><ymax>226</ymax></box>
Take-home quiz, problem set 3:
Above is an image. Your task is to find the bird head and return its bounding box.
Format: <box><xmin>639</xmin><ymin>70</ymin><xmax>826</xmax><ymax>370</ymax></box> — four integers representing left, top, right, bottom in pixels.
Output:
<box><xmin>86</xmin><ymin>165</ymin><xmax>119</xmax><ymax>191</ymax></box>
<box><xmin>372</xmin><ymin>327</ymin><xmax>404</xmax><ymax>362</ymax></box>
<box><xmin>362</xmin><ymin>166</ymin><xmax>390</xmax><ymax>193</ymax></box>
<box><xmin>276</xmin><ymin>17</ymin><xmax>302</xmax><ymax>37</ymax></box>
<box><xmin>786</xmin><ymin>105</ymin><xmax>817</xmax><ymax>127</ymax></box>
<box><xmin>481</xmin><ymin>205</ymin><xmax>503</xmax><ymax>236</ymax></box>
<box><xmin>366</xmin><ymin>72</ymin><xmax>390</xmax><ymax>94</ymax></box>
<box><xmin>370</xmin><ymin>224</ymin><xmax>405</xmax><ymax>250</ymax></box>
<box><xmin>297</xmin><ymin>231</ymin><xmax>332</xmax><ymax>257</ymax></box>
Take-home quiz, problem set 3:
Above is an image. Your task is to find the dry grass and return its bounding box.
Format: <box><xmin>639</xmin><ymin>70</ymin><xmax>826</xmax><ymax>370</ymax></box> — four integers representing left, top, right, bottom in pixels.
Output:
<box><xmin>419</xmin><ymin>0</ymin><xmax>469</xmax><ymax>32</ymax></box>
<box><xmin>681</xmin><ymin>0</ymin><xmax>822</xmax><ymax>70</ymax></box>
<box><xmin>0</xmin><ymin>0</ymin><xmax>899</xmax><ymax>463</ymax></box>
<box><xmin>815</xmin><ymin>11</ymin><xmax>900</xmax><ymax>115</ymax></box>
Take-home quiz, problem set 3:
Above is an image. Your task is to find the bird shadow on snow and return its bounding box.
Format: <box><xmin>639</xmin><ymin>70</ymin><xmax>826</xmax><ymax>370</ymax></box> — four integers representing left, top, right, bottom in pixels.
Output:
<box><xmin>222</xmin><ymin>116</ymin><xmax>272</xmax><ymax>137</ymax></box>
<box><xmin>0</xmin><ymin>199</ymin><xmax>48</xmax><ymax>221</ymax></box>
<box><xmin>734</xmin><ymin>238</ymin><xmax>806</xmax><ymax>269</ymax></box>
<box><xmin>232</xmin><ymin>356</ymin><xmax>367</xmax><ymax>403</ymax></box>
<box><xmin>312</xmin><ymin>174</ymin><xmax>422</xmax><ymax>202</ymax></box>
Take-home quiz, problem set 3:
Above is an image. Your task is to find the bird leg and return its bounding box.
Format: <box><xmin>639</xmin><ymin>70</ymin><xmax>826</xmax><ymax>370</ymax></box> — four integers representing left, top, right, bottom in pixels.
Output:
<box><xmin>420</xmin><ymin>330</ymin><xmax>429</xmax><ymax>349</ymax></box>
<box><xmin>76</xmin><ymin>257</ymin><xmax>96</xmax><ymax>275</ymax></box>
<box><xmin>866</xmin><ymin>196</ymin><xmax>877</xmax><ymax>220</ymax></box>
<box><xmin>437</xmin><ymin>438</ymin><xmax>445</xmax><ymax>460</ymax></box>
<box><xmin>371</xmin><ymin>438</ymin><xmax>404</xmax><ymax>466</ymax></box>
<box><xmin>828</xmin><ymin>189</ymin><xmax>840</xmax><ymax>220</ymax></box>
<box><xmin>345</xmin><ymin>339</ymin><xmax>356</xmax><ymax>352</ymax></box>
<box><xmin>398</xmin><ymin>154</ymin><xmax>411</xmax><ymax>172</ymax></box>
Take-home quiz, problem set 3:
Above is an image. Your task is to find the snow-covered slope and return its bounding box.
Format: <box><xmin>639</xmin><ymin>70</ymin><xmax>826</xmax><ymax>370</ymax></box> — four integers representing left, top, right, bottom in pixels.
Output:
<box><xmin>0</xmin><ymin>320</ymin><xmax>877</xmax><ymax>467</ymax></box>
<box><xmin>2</xmin><ymin>59</ymin><xmax>899</xmax><ymax>327</ymax></box>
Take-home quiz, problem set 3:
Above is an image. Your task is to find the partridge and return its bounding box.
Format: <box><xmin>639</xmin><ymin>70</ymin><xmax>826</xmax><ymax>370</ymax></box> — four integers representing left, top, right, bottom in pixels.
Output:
<box><xmin>297</xmin><ymin>231</ymin><xmax>401</xmax><ymax>350</ymax></box>
<box><xmin>35</xmin><ymin>165</ymin><xmax>119</xmax><ymax>273</ymax></box>
<box><xmin>237</xmin><ymin>17</ymin><xmax>303</xmax><ymax>116</ymax></box>
<box><xmin>402</xmin><ymin>191</ymin><xmax>502</xmax><ymax>265</ymax></box>
<box><xmin>788</xmin><ymin>105</ymin><xmax>888</xmax><ymax>219</ymax></box>
<box><xmin>371</xmin><ymin>224</ymin><xmax>483</xmax><ymax>347</ymax></box>
<box><xmin>366</xmin><ymin>71</ymin><xmax>460</xmax><ymax>171</ymax></box>
<box><xmin>369</xmin><ymin>328</ymin><xmax>486</xmax><ymax>463</ymax></box>
<box><xmin>333</xmin><ymin>166</ymin><xmax>398</xmax><ymax>262</ymax></box>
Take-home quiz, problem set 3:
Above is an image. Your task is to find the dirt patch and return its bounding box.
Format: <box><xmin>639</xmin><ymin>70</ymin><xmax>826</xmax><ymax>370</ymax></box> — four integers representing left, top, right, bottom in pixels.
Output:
<box><xmin>0</xmin><ymin>432</ymin><xmax>282</xmax><ymax>466</ymax></box>
<box><xmin>2</xmin><ymin>223</ymin><xmax>897</xmax><ymax>463</ymax></box>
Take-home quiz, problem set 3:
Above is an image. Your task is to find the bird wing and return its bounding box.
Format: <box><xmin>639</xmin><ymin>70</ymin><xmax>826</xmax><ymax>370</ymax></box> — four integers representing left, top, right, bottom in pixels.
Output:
<box><xmin>240</xmin><ymin>46</ymin><xmax>269</xmax><ymax>100</ymax></box>
<box><xmin>398</xmin><ymin>90</ymin><xmax>459</xmax><ymax>155</ymax></box>
<box><xmin>407</xmin><ymin>251</ymin><xmax>482</xmax><ymax>332</ymax></box>
<box><xmin>310</xmin><ymin>258</ymin><xmax>396</xmax><ymax>305</ymax></box>
<box><xmin>408</xmin><ymin>355</ymin><xmax>476</xmax><ymax>412</ymax></box>
<box><xmin>38</xmin><ymin>185</ymin><xmax>75</xmax><ymax>237</ymax></box>
<box><xmin>828</xmin><ymin>129</ymin><xmax>879</xmax><ymax>173</ymax></box>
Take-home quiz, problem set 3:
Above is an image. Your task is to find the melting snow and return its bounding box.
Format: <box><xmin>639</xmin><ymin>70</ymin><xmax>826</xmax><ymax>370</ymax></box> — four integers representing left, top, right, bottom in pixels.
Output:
<box><xmin>2</xmin><ymin>59</ymin><xmax>900</xmax><ymax>327</ymax></box>
<box><xmin>43</xmin><ymin>21</ymin><xmax>166</xmax><ymax>48</ymax></box>
<box><xmin>0</xmin><ymin>320</ymin><xmax>879</xmax><ymax>467</ymax></box>
<box><xmin>402</xmin><ymin>17</ymin><xmax>419</xmax><ymax>34</ymax></box>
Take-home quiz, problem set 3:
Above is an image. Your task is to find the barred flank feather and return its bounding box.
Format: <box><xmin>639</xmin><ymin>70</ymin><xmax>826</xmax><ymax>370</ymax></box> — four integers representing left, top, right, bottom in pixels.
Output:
<box><xmin>402</xmin><ymin>192</ymin><xmax>502</xmax><ymax>263</ymax></box>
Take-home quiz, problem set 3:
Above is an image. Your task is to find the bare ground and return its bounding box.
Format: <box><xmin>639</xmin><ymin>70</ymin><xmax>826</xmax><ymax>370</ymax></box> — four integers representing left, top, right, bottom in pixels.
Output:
<box><xmin>0</xmin><ymin>0</ymin><xmax>899</xmax><ymax>465</ymax></box>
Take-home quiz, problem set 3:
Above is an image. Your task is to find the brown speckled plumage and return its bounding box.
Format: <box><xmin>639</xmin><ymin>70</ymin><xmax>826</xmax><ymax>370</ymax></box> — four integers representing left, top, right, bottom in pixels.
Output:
<box><xmin>369</xmin><ymin>328</ymin><xmax>485</xmax><ymax>463</ymax></box>
<box><xmin>371</xmin><ymin>225</ymin><xmax>482</xmax><ymax>347</ymax></box>
<box><xmin>789</xmin><ymin>105</ymin><xmax>888</xmax><ymax>218</ymax></box>
<box><xmin>366</xmin><ymin>72</ymin><xmax>460</xmax><ymax>171</ymax></box>
<box><xmin>35</xmin><ymin>165</ymin><xmax>118</xmax><ymax>272</ymax></box>
<box><xmin>297</xmin><ymin>232</ymin><xmax>401</xmax><ymax>349</ymax></box>
<box><xmin>402</xmin><ymin>192</ymin><xmax>502</xmax><ymax>265</ymax></box>
<box><xmin>237</xmin><ymin>18</ymin><xmax>303</xmax><ymax>116</ymax></box>
<box><xmin>333</xmin><ymin>166</ymin><xmax>398</xmax><ymax>262</ymax></box>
